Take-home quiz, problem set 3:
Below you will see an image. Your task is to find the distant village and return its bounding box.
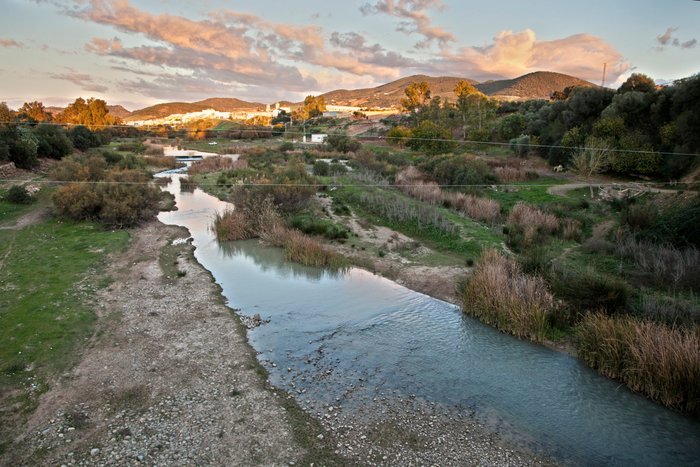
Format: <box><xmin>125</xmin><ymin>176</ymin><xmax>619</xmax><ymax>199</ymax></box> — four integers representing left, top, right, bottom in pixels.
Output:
<box><xmin>126</xmin><ymin>103</ymin><xmax>397</xmax><ymax>126</ymax></box>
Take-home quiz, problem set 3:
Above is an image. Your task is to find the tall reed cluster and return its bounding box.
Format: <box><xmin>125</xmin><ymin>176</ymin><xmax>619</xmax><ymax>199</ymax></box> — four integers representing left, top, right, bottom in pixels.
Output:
<box><xmin>507</xmin><ymin>202</ymin><xmax>560</xmax><ymax>246</ymax></box>
<box><xmin>577</xmin><ymin>313</ymin><xmax>700</xmax><ymax>416</ymax></box>
<box><xmin>462</xmin><ymin>249</ymin><xmax>555</xmax><ymax>342</ymax></box>
<box><xmin>394</xmin><ymin>167</ymin><xmax>500</xmax><ymax>223</ymax></box>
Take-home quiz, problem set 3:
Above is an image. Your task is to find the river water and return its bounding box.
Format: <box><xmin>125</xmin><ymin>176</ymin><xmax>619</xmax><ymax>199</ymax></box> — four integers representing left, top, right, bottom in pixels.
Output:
<box><xmin>157</xmin><ymin>175</ymin><xmax>700</xmax><ymax>466</ymax></box>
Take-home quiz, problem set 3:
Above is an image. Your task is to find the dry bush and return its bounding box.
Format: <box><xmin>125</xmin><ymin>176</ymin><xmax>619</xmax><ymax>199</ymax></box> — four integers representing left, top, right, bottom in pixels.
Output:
<box><xmin>617</xmin><ymin>236</ymin><xmax>700</xmax><ymax>291</ymax></box>
<box><xmin>508</xmin><ymin>202</ymin><xmax>560</xmax><ymax>246</ymax></box>
<box><xmin>144</xmin><ymin>156</ymin><xmax>179</xmax><ymax>168</ymax></box>
<box><xmin>144</xmin><ymin>145</ymin><xmax>164</xmax><ymax>156</ymax></box>
<box><xmin>213</xmin><ymin>209</ymin><xmax>254</xmax><ymax>241</ymax></box>
<box><xmin>462</xmin><ymin>249</ymin><xmax>555</xmax><ymax>342</ymax></box>
<box><xmin>282</xmin><ymin>229</ymin><xmax>343</xmax><ymax>268</ymax></box>
<box><xmin>445</xmin><ymin>192</ymin><xmax>501</xmax><ymax>223</ymax></box>
<box><xmin>494</xmin><ymin>166</ymin><xmax>530</xmax><ymax>183</ymax></box>
<box><xmin>577</xmin><ymin>313</ymin><xmax>700</xmax><ymax>416</ymax></box>
<box><xmin>189</xmin><ymin>156</ymin><xmax>247</xmax><ymax>175</ymax></box>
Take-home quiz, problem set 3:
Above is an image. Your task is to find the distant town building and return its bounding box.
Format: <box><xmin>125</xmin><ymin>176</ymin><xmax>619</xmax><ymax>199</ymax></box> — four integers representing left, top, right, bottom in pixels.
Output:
<box><xmin>311</xmin><ymin>134</ymin><xmax>328</xmax><ymax>143</ymax></box>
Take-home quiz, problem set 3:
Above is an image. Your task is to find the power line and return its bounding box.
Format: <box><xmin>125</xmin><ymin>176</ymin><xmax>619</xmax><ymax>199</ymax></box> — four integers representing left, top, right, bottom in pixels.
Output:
<box><xmin>3</xmin><ymin>178</ymin><xmax>698</xmax><ymax>188</ymax></box>
<box><xmin>2</xmin><ymin>120</ymin><xmax>699</xmax><ymax>158</ymax></box>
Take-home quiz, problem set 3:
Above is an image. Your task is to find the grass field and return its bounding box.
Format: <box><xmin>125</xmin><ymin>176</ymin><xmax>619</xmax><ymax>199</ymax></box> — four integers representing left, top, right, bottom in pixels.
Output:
<box><xmin>0</xmin><ymin>191</ymin><xmax>129</xmax><ymax>451</ymax></box>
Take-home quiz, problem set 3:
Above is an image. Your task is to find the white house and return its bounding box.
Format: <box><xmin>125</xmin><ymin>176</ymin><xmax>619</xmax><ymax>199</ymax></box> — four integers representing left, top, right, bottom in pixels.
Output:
<box><xmin>311</xmin><ymin>134</ymin><xmax>328</xmax><ymax>143</ymax></box>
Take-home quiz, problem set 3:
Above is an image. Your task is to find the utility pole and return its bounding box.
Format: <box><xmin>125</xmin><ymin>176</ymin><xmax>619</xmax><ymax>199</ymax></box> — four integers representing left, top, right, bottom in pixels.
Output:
<box><xmin>601</xmin><ymin>62</ymin><xmax>607</xmax><ymax>88</ymax></box>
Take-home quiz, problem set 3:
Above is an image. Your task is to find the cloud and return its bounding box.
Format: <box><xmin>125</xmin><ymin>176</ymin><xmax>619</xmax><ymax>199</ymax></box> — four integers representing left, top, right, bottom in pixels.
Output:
<box><xmin>655</xmin><ymin>27</ymin><xmax>697</xmax><ymax>51</ymax></box>
<box><xmin>360</xmin><ymin>0</ymin><xmax>455</xmax><ymax>48</ymax></box>
<box><xmin>50</xmin><ymin>71</ymin><xmax>109</xmax><ymax>93</ymax></box>
<box><xmin>656</xmin><ymin>27</ymin><xmax>677</xmax><ymax>46</ymax></box>
<box><xmin>430</xmin><ymin>29</ymin><xmax>629</xmax><ymax>83</ymax></box>
<box><xmin>0</xmin><ymin>39</ymin><xmax>24</xmax><ymax>48</ymax></box>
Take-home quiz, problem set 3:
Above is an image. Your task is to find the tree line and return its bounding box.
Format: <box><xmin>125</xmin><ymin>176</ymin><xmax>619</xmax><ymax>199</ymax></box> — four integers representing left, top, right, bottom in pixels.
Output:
<box><xmin>386</xmin><ymin>73</ymin><xmax>700</xmax><ymax>178</ymax></box>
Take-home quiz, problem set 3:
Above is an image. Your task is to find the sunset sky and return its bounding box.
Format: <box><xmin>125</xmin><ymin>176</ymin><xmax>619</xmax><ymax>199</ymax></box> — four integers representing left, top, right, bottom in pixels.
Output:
<box><xmin>1</xmin><ymin>0</ymin><xmax>699</xmax><ymax>109</ymax></box>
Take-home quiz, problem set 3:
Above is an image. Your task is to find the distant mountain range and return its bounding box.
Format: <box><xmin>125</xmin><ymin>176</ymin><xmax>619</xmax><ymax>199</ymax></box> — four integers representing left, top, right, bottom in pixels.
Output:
<box><xmin>46</xmin><ymin>71</ymin><xmax>595</xmax><ymax>121</ymax></box>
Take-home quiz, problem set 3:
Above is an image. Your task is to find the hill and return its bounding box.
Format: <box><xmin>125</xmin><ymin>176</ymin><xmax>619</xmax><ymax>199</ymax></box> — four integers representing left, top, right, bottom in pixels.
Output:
<box><xmin>319</xmin><ymin>75</ymin><xmax>474</xmax><ymax>109</ymax></box>
<box><xmin>476</xmin><ymin>71</ymin><xmax>595</xmax><ymax>100</ymax></box>
<box><xmin>125</xmin><ymin>97</ymin><xmax>264</xmax><ymax>121</ymax></box>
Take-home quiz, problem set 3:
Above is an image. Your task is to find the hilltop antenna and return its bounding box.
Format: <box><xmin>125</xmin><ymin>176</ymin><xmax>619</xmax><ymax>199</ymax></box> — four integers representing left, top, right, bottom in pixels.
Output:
<box><xmin>601</xmin><ymin>62</ymin><xmax>607</xmax><ymax>88</ymax></box>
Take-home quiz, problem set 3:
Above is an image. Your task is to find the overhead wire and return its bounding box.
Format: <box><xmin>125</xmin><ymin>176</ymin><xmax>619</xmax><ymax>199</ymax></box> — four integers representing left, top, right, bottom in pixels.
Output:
<box><xmin>2</xmin><ymin>120</ymin><xmax>700</xmax><ymax>158</ymax></box>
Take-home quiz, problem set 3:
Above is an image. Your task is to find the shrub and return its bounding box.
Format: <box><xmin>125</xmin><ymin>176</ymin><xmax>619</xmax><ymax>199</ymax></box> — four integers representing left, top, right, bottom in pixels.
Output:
<box><xmin>144</xmin><ymin>156</ymin><xmax>180</xmax><ymax>169</ymax></box>
<box><xmin>213</xmin><ymin>208</ymin><xmax>254</xmax><ymax>241</ymax></box>
<box><xmin>5</xmin><ymin>185</ymin><xmax>34</xmax><ymax>204</ymax></box>
<box><xmin>462</xmin><ymin>250</ymin><xmax>555</xmax><ymax>342</ymax></box>
<box><xmin>561</xmin><ymin>218</ymin><xmax>583</xmax><ymax>242</ymax></box>
<box><xmin>494</xmin><ymin>166</ymin><xmax>532</xmax><ymax>182</ymax></box>
<box><xmin>282</xmin><ymin>229</ymin><xmax>344</xmax><ymax>268</ymax></box>
<box><xmin>313</xmin><ymin>160</ymin><xmax>330</xmax><ymax>176</ymax></box>
<box><xmin>326</xmin><ymin>133</ymin><xmax>361</xmax><ymax>153</ymax></box>
<box><xmin>632</xmin><ymin>295</ymin><xmax>700</xmax><ymax>328</ymax></box>
<box><xmin>576</xmin><ymin>313</ymin><xmax>700</xmax><ymax>416</ymax></box>
<box><xmin>507</xmin><ymin>203</ymin><xmax>559</xmax><ymax>246</ymax></box>
<box><xmin>549</xmin><ymin>262</ymin><xmax>631</xmax><ymax>313</ymax></box>
<box><xmin>290</xmin><ymin>212</ymin><xmax>349</xmax><ymax>240</ymax></box>
<box><xmin>616</xmin><ymin>236</ymin><xmax>700</xmax><ymax>291</ymax></box>
<box><xmin>34</xmin><ymin>123</ymin><xmax>73</xmax><ymax>159</ymax></box>
<box><xmin>189</xmin><ymin>156</ymin><xmax>246</xmax><ymax>175</ymax></box>
<box><xmin>445</xmin><ymin>192</ymin><xmax>501</xmax><ymax>223</ymax></box>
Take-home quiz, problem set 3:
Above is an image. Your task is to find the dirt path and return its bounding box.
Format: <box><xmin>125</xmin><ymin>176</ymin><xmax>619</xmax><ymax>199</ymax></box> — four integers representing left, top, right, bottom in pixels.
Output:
<box><xmin>548</xmin><ymin>181</ymin><xmax>679</xmax><ymax>197</ymax></box>
<box><xmin>0</xmin><ymin>207</ymin><xmax>52</xmax><ymax>231</ymax></box>
<box><xmin>6</xmin><ymin>221</ymin><xmax>327</xmax><ymax>466</ymax></box>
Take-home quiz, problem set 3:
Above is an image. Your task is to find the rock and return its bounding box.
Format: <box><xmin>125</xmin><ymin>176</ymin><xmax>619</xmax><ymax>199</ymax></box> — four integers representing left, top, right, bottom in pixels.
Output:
<box><xmin>90</xmin><ymin>448</ymin><xmax>100</xmax><ymax>456</ymax></box>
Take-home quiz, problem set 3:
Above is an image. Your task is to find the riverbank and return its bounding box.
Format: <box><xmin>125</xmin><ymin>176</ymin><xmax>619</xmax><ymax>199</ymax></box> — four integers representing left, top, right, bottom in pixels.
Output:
<box><xmin>4</xmin><ymin>218</ymin><xmax>553</xmax><ymax>466</ymax></box>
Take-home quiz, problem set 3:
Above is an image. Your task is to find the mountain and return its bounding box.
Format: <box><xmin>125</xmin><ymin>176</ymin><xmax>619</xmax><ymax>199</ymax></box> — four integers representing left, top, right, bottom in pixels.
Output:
<box><xmin>319</xmin><ymin>75</ymin><xmax>475</xmax><ymax>109</ymax></box>
<box><xmin>476</xmin><ymin>71</ymin><xmax>595</xmax><ymax>100</ymax></box>
<box><xmin>125</xmin><ymin>97</ymin><xmax>265</xmax><ymax>121</ymax></box>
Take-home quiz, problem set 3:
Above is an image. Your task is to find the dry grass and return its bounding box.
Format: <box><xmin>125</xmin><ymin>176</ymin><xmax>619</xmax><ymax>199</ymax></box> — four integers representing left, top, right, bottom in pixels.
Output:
<box><xmin>462</xmin><ymin>249</ymin><xmax>556</xmax><ymax>342</ymax></box>
<box><xmin>507</xmin><ymin>202</ymin><xmax>560</xmax><ymax>246</ymax></box>
<box><xmin>494</xmin><ymin>166</ymin><xmax>532</xmax><ymax>183</ymax></box>
<box><xmin>561</xmin><ymin>218</ymin><xmax>583</xmax><ymax>242</ymax></box>
<box><xmin>189</xmin><ymin>157</ymin><xmax>247</xmax><ymax>175</ymax></box>
<box><xmin>395</xmin><ymin>167</ymin><xmax>501</xmax><ymax>223</ymax></box>
<box><xmin>213</xmin><ymin>209</ymin><xmax>254</xmax><ymax>241</ymax></box>
<box><xmin>577</xmin><ymin>313</ymin><xmax>700</xmax><ymax>416</ymax></box>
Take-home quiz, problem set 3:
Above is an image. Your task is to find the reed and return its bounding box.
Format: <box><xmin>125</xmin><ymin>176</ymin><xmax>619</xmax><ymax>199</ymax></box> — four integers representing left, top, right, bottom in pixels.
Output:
<box><xmin>144</xmin><ymin>155</ymin><xmax>179</xmax><ymax>168</ymax></box>
<box><xmin>507</xmin><ymin>202</ymin><xmax>559</xmax><ymax>246</ymax></box>
<box><xmin>189</xmin><ymin>156</ymin><xmax>247</xmax><ymax>175</ymax></box>
<box><xmin>576</xmin><ymin>313</ymin><xmax>700</xmax><ymax>416</ymax></box>
<box><xmin>462</xmin><ymin>249</ymin><xmax>555</xmax><ymax>342</ymax></box>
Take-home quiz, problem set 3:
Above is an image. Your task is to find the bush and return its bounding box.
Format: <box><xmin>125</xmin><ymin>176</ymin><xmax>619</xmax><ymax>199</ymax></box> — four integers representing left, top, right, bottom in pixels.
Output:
<box><xmin>313</xmin><ymin>160</ymin><xmax>330</xmax><ymax>176</ymax></box>
<box><xmin>616</xmin><ymin>236</ymin><xmax>700</xmax><ymax>291</ymax></box>
<box><xmin>549</xmin><ymin>263</ymin><xmax>631</xmax><ymax>313</ymax></box>
<box><xmin>631</xmin><ymin>295</ymin><xmax>700</xmax><ymax>328</ymax></box>
<box><xmin>290</xmin><ymin>212</ymin><xmax>349</xmax><ymax>240</ymax></box>
<box><xmin>462</xmin><ymin>250</ymin><xmax>555</xmax><ymax>342</ymax></box>
<box><xmin>326</xmin><ymin>133</ymin><xmax>361</xmax><ymax>153</ymax></box>
<box><xmin>5</xmin><ymin>185</ymin><xmax>34</xmax><ymax>204</ymax></box>
<box><xmin>507</xmin><ymin>203</ymin><xmax>559</xmax><ymax>247</ymax></box>
<box><xmin>34</xmin><ymin>123</ymin><xmax>73</xmax><ymax>159</ymax></box>
<box><xmin>189</xmin><ymin>156</ymin><xmax>246</xmax><ymax>175</ymax></box>
<box><xmin>576</xmin><ymin>313</ymin><xmax>700</xmax><ymax>416</ymax></box>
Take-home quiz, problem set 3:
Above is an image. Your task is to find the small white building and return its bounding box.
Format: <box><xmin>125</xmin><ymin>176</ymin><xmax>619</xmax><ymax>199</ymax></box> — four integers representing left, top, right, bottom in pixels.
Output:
<box><xmin>311</xmin><ymin>134</ymin><xmax>328</xmax><ymax>143</ymax></box>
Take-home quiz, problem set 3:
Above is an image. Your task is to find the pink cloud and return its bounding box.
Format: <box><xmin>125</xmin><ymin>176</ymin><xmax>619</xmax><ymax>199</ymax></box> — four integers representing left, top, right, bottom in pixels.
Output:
<box><xmin>432</xmin><ymin>29</ymin><xmax>629</xmax><ymax>83</ymax></box>
<box><xmin>50</xmin><ymin>71</ymin><xmax>109</xmax><ymax>93</ymax></box>
<box><xmin>0</xmin><ymin>39</ymin><xmax>24</xmax><ymax>48</ymax></box>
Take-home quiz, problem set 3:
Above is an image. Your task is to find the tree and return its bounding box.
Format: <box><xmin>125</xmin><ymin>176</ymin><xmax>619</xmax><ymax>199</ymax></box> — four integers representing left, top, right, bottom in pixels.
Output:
<box><xmin>34</xmin><ymin>124</ymin><xmax>73</xmax><ymax>159</ymax></box>
<box><xmin>401</xmin><ymin>81</ymin><xmax>431</xmax><ymax>113</ymax></box>
<box><xmin>454</xmin><ymin>81</ymin><xmax>492</xmax><ymax>139</ymax></box>
<box><xmin>406</xmin><ymin>121</ymin><xmax>454</xmax><ymax>155</ymax></box>
<box><xmin>17</xmin><ymin>101</ymin><xmax>52</xmax><ymax>122</ymax></box>
<box><xmin>1</xmin><ymin>102</ymin><xmax>15</xmax><ymax>123</ymax></box>
<box><xmin>57</xmin><ymin>97</ymin><xmax>119</xmax><ymax>128</ymax></box>
<box><xmin>618</xmin><ymin>73</ymin><xmax>656</xmax><ymax>94</ymax></box>
<box><xmin>571</xmin><ymin>137</ymin><xmax>610</xmax><ymax>197</ymax></box>
<box><xmin>295</xmin><ymin>95</ymin><xmax>326</xmax><ymax>120</ymax></box>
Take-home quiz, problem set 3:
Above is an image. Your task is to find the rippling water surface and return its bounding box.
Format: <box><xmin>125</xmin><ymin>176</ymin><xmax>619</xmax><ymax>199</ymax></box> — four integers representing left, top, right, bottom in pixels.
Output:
<box><xmin>158</xmin><ymin>176</ymin><xmax>700</xmax><ymax>466</ymax></box>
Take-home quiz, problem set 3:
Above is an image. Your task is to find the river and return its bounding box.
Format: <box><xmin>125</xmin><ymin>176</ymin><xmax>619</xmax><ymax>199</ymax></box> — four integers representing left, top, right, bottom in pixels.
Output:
<box><xmin>157</xmin><ymin>175</ymin><xmax>700</xmax><ymax>466</ymax></box>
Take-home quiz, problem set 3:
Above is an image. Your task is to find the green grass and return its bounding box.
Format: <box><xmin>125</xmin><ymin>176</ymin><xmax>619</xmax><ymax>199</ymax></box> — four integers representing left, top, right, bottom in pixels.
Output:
<box><xmin>0</xmin><ymin>216</ymin><xmax>129</xmax><ymax>429</ymax></box>
<box><xmin>0</xmin><ymin>187</ymin><xmax>53</xmax><ymax>226</ymax></box>
<box><xmin>332</xmin><ymin>185</ymin><xmax>501</xmax><ymax>258</ymax></box>
<box><xmin>484</xmin><ymin>177</ymin><xmax>569</xmax><ymax>211</ymax></box>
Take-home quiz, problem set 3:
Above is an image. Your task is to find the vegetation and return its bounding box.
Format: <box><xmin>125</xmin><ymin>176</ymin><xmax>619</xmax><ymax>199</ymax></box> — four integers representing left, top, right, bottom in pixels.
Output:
<box><xmin>576</xmin><ymin>313</ymin><xmax>700</xmax><ymax>416</ymax></box>
<box><xmin>462</xmin><ymin>250</ymin><xmax>555</xmax><ymax>342</ymax></box>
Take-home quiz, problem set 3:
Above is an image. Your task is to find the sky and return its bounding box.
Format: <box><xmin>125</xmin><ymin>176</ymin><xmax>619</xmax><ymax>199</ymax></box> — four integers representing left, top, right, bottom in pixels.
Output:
<box><xmin>1</xmin><ymin>0</ymin><xmax>699</xmax><ymax>110</ymax></box>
